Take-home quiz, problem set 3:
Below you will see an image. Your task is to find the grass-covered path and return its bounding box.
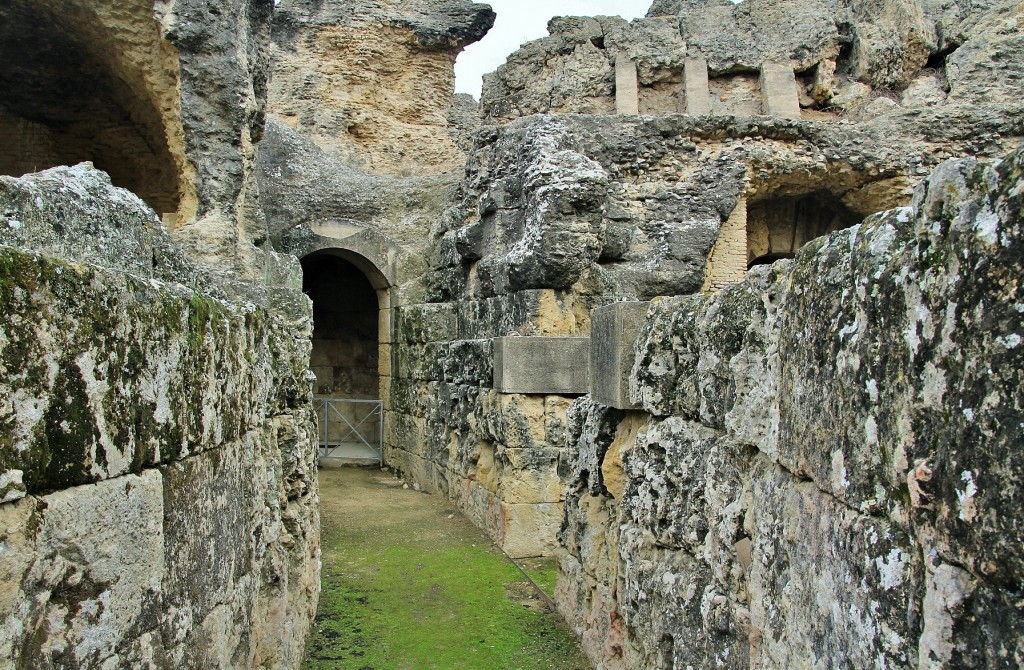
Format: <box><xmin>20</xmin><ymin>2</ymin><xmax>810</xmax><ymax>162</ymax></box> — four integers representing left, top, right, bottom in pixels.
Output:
<box><xmin>303</xmin><ymin>467</ymin><xmax>591</xmax><ymax>670</ymax></box>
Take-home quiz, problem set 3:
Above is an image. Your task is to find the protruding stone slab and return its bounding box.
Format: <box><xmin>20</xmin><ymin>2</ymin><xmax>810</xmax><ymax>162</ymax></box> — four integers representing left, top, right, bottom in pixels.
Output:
<box><xmin>615</xmin><ymin>56</ymin><xmax>640</xmax><ymax>115</ymax></box>
<box><xmin>682</xmin><ymin>58</ymin><xmax>711</xmax><ymax>115</ymax></box>
<box><xmin>759</xmin><ymin>62</ymin><xmax>801</xmax><ymax>118</ymax></box>
<box><xmin>493</xmin><ymin>336</ymin><xmax>590</xmax><ymax>394</ymax></box>
<box><xmin>590</xmin><ymin>301</ymin><xmax>650</xmax><ymax>409</ymax></box>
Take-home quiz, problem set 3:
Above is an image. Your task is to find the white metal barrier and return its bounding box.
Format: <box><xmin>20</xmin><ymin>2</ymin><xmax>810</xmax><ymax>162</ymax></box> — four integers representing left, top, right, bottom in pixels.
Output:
<box><xmin>315</xmin><ymin>397</ymin><xmax>383</xmax><ymax>466</ymax></box>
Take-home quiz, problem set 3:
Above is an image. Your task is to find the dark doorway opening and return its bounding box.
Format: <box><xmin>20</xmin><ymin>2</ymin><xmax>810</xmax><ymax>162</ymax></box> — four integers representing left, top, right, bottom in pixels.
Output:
<box><xmin>746</xmin><ymin>192</ymin><xmax>861</xmax><ymax>268</ymax></box>
<box><xmin>302</xmin><ymin>253</ymin><xmax>380</xmax><ymax>399</ymax></box>
<box><xmin>302</xmin><ymin>251</ymin><xmax>384</xmax><ymax>465</ymax></box>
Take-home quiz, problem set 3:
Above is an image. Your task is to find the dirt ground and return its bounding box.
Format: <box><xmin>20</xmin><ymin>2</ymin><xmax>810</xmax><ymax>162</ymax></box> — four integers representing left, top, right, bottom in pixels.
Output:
<box><xmin>303</xmin><ymin>466</ymin><xmax>592</xmax><ymax>670</ymax></box>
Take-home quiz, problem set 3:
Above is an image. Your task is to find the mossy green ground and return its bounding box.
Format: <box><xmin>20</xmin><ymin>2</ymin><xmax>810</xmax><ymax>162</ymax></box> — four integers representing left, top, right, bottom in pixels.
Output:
<box><xmin>515</xmin><ymin>558</ymin><xmax>559</xmax><ymax>600</ymax></box>
<box><xmin>305</xmin><ymin>467</ymin><xmax>591</xmax><ymax>670</ymax></box>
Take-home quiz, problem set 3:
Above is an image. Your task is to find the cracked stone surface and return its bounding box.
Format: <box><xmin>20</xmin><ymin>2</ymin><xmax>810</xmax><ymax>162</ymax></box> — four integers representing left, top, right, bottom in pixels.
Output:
<box><xmin>558</xmin><ymin>143</ymin><xmax>1024</xmax><ymax>669</ymax></box>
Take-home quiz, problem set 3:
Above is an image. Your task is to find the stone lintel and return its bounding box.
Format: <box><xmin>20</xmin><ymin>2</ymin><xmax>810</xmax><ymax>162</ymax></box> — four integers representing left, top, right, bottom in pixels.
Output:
<box><xmin>682</xmin><ymin>58</ymin><xmax>711</xmax><ymax>115</ymax></box>
<box><xmin>615</xmin><ymin>56</ymin><xmax>640</xmax><ymax>115</ymax></box>
<box><xmin>759</xmin><ymin>62</ymin><xmax>801</xmax><ymax>119</ymax></box>
<box><xmin>493</xmin><ymin>336</ymin><xmax>590</xmax><ymax>395</ymax></box>
<box><xmin>590</xmin><ymin>301</ymin><xmax>651</xmax><ymax>410</ymax></box>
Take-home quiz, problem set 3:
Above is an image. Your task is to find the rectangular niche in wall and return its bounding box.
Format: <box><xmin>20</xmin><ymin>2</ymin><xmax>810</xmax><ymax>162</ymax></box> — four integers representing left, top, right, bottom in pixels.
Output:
<box><xmin>746</xmin><ymin>191</ymin><xmax>861</xmax><ymax>267</ymax></box>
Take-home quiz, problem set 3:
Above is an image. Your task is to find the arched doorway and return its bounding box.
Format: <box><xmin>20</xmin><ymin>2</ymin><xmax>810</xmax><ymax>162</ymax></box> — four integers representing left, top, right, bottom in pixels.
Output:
<box><xmin>0</xmin><ymin>0</ymin><xmax>189</xmax><ymax>220</ymax></box>
<box><xmin>302</xmin><ymin>250</ymin><xmax>391</xmax><ymax>464</ymax></box>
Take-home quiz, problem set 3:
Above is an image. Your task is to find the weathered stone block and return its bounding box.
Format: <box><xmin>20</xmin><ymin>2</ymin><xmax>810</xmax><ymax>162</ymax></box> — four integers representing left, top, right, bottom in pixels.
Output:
<box><xmin>590</xmin><ymin>301</ymin><xmax>650</xmax><ymax>410</ymax></box>
<box><xmin>499</xmin><ymin>501</ymin><xmax>563</xmax><ymax>559</ymax></box>
<box><xmin>398</xmin><ymin>302</ymin><xmax>458</xmax><ymax>343</ymax></box>
<box><xmin>0</xmin><ymin>472</ymin><xmax>165</xmax><ymax>666</ymax></box>
<box><xmin>682</xmin><ymin>58</ymin><xmax>711</xmax><ymax>115</ymax></box>
<box><xmin>759</xmin><ymin>62</ymin><xmax>801</xmax><ymax>118</ymax></box>
<box><xmin>615</xmin><ymin>56</ymin><xmax>640</xmax><ymax>115</ymax></box>
<box><xmin>493</xmin><ymin>336</ymin><xmax>590</xmax><ymax>395</ymax></box>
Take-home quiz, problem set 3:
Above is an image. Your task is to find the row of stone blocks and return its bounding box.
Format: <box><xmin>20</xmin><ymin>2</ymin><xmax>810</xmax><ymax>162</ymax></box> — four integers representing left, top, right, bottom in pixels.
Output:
<box><xmin>615</xmin><ymin>55</ymin><xmax>801</xmax><ymax>119</ymax></box>
<box><xmin>492</xmin><ymin>301</ymin><xmax>647</xmax><ymax>410</ymax></box>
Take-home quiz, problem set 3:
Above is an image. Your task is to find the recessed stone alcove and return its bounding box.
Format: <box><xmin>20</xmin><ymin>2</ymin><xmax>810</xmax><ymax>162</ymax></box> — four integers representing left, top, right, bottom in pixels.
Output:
<box><xmin>746</xmin><ymin>191</ymin><xmax>861</xmax><ymax>267</ymax></box>
<box><xmin>0</xmin><ymin>0</ymin><xmax>191</xmax><ymax>219</ymax></box>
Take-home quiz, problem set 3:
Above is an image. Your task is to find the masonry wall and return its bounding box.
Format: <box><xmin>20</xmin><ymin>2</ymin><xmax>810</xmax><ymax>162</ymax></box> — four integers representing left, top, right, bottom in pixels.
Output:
<box><xmin>382</xmin><ymin>109</ymin><xmax>935</xmax><ymax>559</ymax></box>
<box><xmin>0</xmin><ymin>167</ymin><xmax>319</xmax><ymax>669</ymax></box>
<box><xmin>557</xmin><ymin>146</ymin><xmax>1024</xmax><ymax>669</ymax></box>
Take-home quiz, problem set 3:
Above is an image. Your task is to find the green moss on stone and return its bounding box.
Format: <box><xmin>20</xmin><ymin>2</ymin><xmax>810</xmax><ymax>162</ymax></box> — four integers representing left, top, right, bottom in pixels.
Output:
<box><xmin>28</xmin><ymin>357</ymin><xmax>103</xmax><ymax>493</ymax></box>
<box><xmin>187</xmin><ymin>293</ymin><xmax>218</xmax><ymax>352</ymax></box>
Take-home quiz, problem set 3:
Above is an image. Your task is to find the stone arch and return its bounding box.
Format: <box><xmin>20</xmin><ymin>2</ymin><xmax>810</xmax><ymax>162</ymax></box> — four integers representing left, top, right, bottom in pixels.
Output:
<box><xmin>0</xmin><ymin>0</ymin><xmax>195</xmax><ymax>221</ymax></box>
<box><xmin>302</xmin><ymin>251</ymin><xmax>387</xmax><ymax>400</ymax></box>
<box><xmin>288</xmin><ymin>221</ymin><xmax>400</xmax><ymax>290</ymax></box>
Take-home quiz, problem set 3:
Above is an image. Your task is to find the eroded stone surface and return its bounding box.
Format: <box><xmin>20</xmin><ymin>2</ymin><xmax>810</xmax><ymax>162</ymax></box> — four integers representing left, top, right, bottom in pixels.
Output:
<box><xmin>269</xmin><ymin>0</ymin><xmax>494</xmax><ymax>176</ymax></box>
<box><xmin>0</xmin><ymin>166</ymin><xmax>318</xmax><ymax>668</ymax></box>
<box><xmin>558</xmin><ymin>144</ymin><xmax>1024</xmax><ymax>669</ymax></box>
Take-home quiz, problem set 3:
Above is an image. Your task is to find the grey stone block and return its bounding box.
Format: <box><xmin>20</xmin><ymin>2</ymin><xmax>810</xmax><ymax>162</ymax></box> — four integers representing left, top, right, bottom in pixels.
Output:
<box><xmin>493</xmin><ymin>336</ymin><xmax>590</xmax><ymax>394</ymax></box>
<box><xmin>615</xmin><ymin>56</ymin><xmax>640</xmax><ymax>115</ymax></box>
<box><xmin>590</xmin><ymin>301</ymin><xmax>650</xmax><ymax>409</ymax></box>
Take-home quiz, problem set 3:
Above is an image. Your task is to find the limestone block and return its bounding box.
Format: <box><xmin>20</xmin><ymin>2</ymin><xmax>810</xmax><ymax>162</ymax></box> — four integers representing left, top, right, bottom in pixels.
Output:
<box><xmin>496</xmin><ymin>393</ymin><xmax>548</xmax><ymax>450</ymax></box>
<box><xmin>493</xmin><ymin>336</ymin><xmax>590</xmax><ymax>395</ymax></box>
<box><xmin>499</xmin><ymin>501</ymin><xmax>564</xmax><ymax>559</ymax></box>
<box><xmin>615</xmin><ymin>56</ymin><xmax>640</xmax><ymax>115</ymax></box>
<box><xmin>0</xmin><ymin>165</ymin><xmax>190</xmax><ymax>281</ymax></box>
<box><xmin>440</xmin><ymin>339</ymin><xmax>493</xmax><ymax>386</ymax></box>
<box><xmin>759</xmin><ymin>62</ymin><xmax>801</xmax><ymax>118</ymax></box>
<box><xmin>746</xmin><ymin>460</ymin><xmax>923</xmax><ymax>670</ymax></box>
<box><xmin>496</xmin><ymin>445</ymin><xmax>566</xmax><ymax>504</ymax></box>
<box><xmin>590</xmin><ymin>301</ymin><xmax>650</xmax><ymax>410</ymax></box>
<box><xmin>682</xmin><ymin>58</ymin><xmax>712</xmax><ymax>115</ymax></box>
<box><xmin>543</xmin><ymin>395</ymin><xmax>575</xmax><ymax>449</ymax></box>
<box><xmin>0</xmin><ymin>472</ymin><xmax>165</xmax><ymax>666</ymax></box>
<box><xmin>398</xmin><ymin>302</ymin><xmax>458</xmax><ymax>343</ymax></box>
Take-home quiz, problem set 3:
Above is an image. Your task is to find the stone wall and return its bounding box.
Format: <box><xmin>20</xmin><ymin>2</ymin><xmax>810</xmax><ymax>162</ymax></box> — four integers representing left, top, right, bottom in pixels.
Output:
<box><xmin>557</xmin><ymin>144</ymin><xmax>1024</xmax><ymax>669</ymax></box>
<box><xmin>255</xmin><ymin>0</ymin><xmax>1023</xmax><ymax>659</ymax></box>
<box><xmin>379</xmin><ymin>109</ymin><xmax>934</xmax><ymax>559</ymax></box>
<box><xmin>0</xmin><ymin>166</ymin><xmax>318</xmax><ymax>669</ymax></box>
<box><xmin>480</xmin><ymin>0</ymin><xmax>1024</xmax><ymax>128</ymax></box>
<box><xmin>269</xmin><ymin>0</ymin><xmax>494</xmax><ymax>177</ymax></box>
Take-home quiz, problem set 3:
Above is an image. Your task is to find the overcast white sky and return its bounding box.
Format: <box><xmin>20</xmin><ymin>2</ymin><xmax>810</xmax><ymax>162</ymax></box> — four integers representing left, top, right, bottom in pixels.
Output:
<box><xmin>454</xmin><ymin>1</ymin><xmax>650</xmax><ymax>97</ymax></box>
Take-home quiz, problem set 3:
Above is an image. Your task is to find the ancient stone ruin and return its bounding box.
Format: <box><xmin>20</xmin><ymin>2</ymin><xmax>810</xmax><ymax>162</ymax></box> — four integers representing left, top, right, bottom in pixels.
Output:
<box><xmin>1</xmin><ymin>0</ymin><xmax>1022</xmax><ymax>667</ymax></box>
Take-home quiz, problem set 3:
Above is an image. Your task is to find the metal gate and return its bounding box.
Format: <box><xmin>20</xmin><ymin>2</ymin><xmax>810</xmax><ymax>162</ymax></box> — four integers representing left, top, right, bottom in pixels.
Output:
<box><xmin>315</xmin><ymin>398</ymin><xmax>383</xmax><ymax>465</ymax></box>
